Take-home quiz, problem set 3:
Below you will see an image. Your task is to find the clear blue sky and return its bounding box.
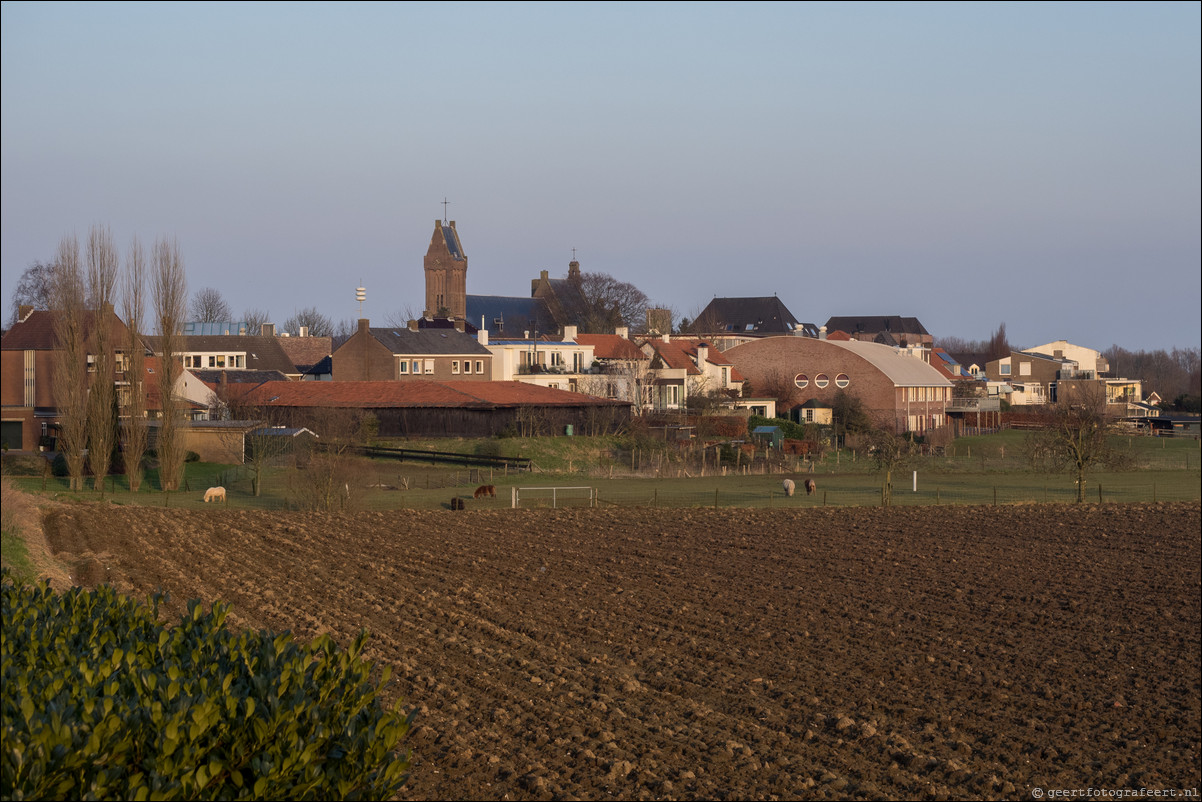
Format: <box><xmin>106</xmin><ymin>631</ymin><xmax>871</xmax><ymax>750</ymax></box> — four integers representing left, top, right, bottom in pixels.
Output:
<box><xmin>3</xmin><ymin>1</ymin><xmax>1199</xmax><ymax>351</ymax></box>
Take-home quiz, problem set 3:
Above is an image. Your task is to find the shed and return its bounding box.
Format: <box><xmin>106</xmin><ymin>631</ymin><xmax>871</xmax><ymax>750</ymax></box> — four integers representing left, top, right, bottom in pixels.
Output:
<box><xmin>751</xmin><ymin>425</ymin><xmax>783</xmax><ymax>449</ymax></box>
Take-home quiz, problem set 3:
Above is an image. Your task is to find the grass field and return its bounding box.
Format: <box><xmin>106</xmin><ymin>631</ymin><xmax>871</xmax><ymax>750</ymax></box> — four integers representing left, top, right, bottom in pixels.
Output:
<box><xmin>3</xmin><ymin>430</ymin><xmax>1198</xmax><ymax>511</ymax></box>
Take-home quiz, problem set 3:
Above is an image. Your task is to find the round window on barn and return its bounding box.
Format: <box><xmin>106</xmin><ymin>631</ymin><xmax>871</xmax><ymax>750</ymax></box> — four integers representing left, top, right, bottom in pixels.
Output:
<box><xmin>794</xmin><ymin>373</ymin><xmax>808</xmax><ymax>389</ymax></box>
<box><xmin>836</xmin><ymin>373</ymin><xmax>849</xmax><ymax>388</ymax></box>
<box><xmin>815</xmin><ymin>373</ymin><xmax>829</xmax><ymax>388</ymax></box>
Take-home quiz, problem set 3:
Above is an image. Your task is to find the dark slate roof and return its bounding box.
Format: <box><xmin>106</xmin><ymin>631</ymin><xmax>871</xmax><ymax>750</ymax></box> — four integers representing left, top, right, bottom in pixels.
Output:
<box><xmin>369</xmin><ymin>327</ymin><xmax>491</xmax><ymax>356</ymax></box>
<box><xmin>302</xmin><ymin>355</ymin><xmax>333</xmax><ymax>377</ymax></box>
<box><xmin>149</xmin><ymin>334</ymin><xmax>299</xmax><ymax>374</ymax></box>
<box><xmin>417</xmin><ymin>317</ymin><xmax>478</xmax><ymax>335</ymax></box>
<box><xmin>823</xmin><ymin>315</ymin><xmax>930</xmax><ymax>337</ymax></box>
<box><xmin>693</xmin><ymin>297</ymin><xmax>807</xmax><ymax>335</ymax></box>
<box><xmin>191</xmin><ymin>369</ymin><xmax>290</xmax><ymax>385</ymax></box>
<box><xmin>466</xmin><ymin>295</ymin><xmax>556</xmax><ymax>335</ymax></box>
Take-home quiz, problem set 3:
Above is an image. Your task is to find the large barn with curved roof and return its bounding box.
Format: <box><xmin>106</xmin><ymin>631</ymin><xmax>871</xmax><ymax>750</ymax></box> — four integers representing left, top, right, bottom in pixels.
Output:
<box><xmin>725</xmin><ymin>336</ymin><xmax>953</xmax><ymax>434</ymax></box>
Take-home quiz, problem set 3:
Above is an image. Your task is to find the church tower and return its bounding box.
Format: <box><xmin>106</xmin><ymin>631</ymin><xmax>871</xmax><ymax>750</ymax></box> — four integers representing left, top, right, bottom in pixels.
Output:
<box><xmin>423</xmin><ymin>219</ymin><xmax>467</xmax><ymax>321</ymax></box>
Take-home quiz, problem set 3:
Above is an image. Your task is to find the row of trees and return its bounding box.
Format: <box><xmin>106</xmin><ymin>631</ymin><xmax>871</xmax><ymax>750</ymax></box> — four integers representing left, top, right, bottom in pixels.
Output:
<box><xmin>40</xmin><ymin>227</ymin><xmax>188</xmax><ymax>493</ymax></box>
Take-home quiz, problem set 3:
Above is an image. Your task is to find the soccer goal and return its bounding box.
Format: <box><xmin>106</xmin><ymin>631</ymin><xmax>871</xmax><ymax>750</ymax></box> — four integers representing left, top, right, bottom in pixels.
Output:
<box><xmin>511</xmin><ymin>486</ymin><xmax>597</xmax><ymax>509</ymax></box>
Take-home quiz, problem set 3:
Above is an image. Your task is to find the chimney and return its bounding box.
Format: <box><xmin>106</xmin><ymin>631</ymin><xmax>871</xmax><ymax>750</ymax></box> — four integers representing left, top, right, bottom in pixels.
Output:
<box><xmin>662</xmin><ymin>333</ymin><xmax>670</xmax><ymax>344</ymax></box>
<box><xmin>563</xmin><ymin>324</ymin><xmax>577</xmax><ymax>341</ymax></box>
<box><xmin>407</xmin><ymin>319</ymin><xmax>419</xmax><ymax>332</ymax></box>
<box><xmin>615</xmin><ymin>325</ymin><xmax>629</xmax><ymax>339</ymax></box>
<box><xmin>299</xmin><ymin>326</ymin><xmax>309</xmax><ymax>338</ymax></box>
<box><xmin>696</xmin><ymin>342</ymin><xmax>709</xmax><ymax>367</ymax></box>
<box><xmin>261</xmin><ymin>323</ymin><xmax>275</xmax><ymax>337</ymax></box>
<box><xmin>477</xmin><ymin>329</ymin><xmax>489</xmax><ymax>346</ymax></box>
<box><xmin>819</xmin><ymin>325</ymin><xmax>827</xmax><ymax>340</ymax></box>
<box><xmin>359</xmin><ymin>318</ymin><xmax>371</xmax><ymax>333</ymax></box>
<box><xmin>454</xmin><ymin>319</ymin><xmax>465</xmax><ymax>332</ymax></box>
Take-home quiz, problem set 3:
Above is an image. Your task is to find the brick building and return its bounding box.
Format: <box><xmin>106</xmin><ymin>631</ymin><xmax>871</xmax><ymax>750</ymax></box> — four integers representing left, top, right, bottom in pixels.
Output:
<box><xmin>333</xmin><ymin>319</ymin><xmax>493</xmax><ymax>382</ymax></box>
<box><xmin>423</xmin><ymin>219</ymin><xmax>468</xmax><ymax>321</ymax></box>
<box><xmin>725</xmin><ymin>336</ymin><xmax>952</xmax><ymax>434</ymax></box>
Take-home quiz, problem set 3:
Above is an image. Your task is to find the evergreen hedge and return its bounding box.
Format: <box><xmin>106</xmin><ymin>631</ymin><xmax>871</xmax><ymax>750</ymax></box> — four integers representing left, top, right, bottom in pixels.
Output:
<box><xmin>1</xmin><ymin>572</ymin><xmax>412</xmax><ymax>800</ymax></box>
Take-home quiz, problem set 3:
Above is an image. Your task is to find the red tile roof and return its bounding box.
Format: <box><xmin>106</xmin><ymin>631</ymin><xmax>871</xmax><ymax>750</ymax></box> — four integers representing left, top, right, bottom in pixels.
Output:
<box><xmin>574</xmin><ymin>334</ymin><xmax>648</xmax><ymax>361</ymax></box>
<box><xmin>243</xmin><ymin>380</ymin><xmax>628</xmax><ymax>409</ymax></box>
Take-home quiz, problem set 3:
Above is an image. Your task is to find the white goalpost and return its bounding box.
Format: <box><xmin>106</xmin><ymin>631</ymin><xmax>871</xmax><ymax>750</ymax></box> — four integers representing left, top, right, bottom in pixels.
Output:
<box><xmin>511</xmin><ymin>486</ymin><xmax>597</xmax><ymax>509</ymax></box>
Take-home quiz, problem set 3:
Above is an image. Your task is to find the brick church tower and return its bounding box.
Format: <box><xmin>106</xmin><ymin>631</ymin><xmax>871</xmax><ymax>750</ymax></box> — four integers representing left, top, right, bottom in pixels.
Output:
<box><xmin>423</xmin><ymin>220</ymin><xmax>467</xmax><ymax>321</ymax></box>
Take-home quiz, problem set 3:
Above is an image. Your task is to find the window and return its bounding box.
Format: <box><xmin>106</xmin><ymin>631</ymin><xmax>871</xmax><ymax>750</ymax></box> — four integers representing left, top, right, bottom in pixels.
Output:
<box><xmin>1000</xmin><ymin>363</ymin><xmax>1011</xmax><ymax>375</ymax></box>
<box><xmin>551</xmin><ymin>352</ymin><xmax>564</xmax><ymax>367</ymax></box>
<box><xmin>398</xmin><ymin>360</ymin><xmax>408</xmax><ymax>374</ymax></box>
<box><xmin>794</xmin><ymin>374</ymin><xmax>809</xmax><ymax>389</ymax></box>
<box><xmin>815</xmin><ymin>374</ymin><xmax>829</xmax><ymax>389</ymax></box>
<box><xmin>452</xmin><ymin>360</ymin><xmax>460</xmax><ymax>374</ymax></box>
<box><xmin>1019</xmin><ymin>361</ymin><xmax>1031</xmax><ymax>376</ymax></box>
<box><xmin>835</xmin><ymin>373</ymin><xmax>849</xmax><ymax>388</ymax></box>
<box><xmin>475</xmin><ymin>360</ymin><xmax>483</xmax><ymax>374</ymax></box>
<box><xmin>411</xmin><ymin>360</ymin><xmax>421</xmax><ymax>374</ymax></box>
<box><xmin>424</xmin><ymin>359</ymin><xmax>434</xmax><ymax>374</ymax></box>
<box><xmin>234</xmin><ymin>355</ymin><xmax>245</xmax><ymax>368</ymax></box>
<box><xmin>463</xmin><ymin>360</ymin><xmax>472</xmax><ymax>374</ymax></box>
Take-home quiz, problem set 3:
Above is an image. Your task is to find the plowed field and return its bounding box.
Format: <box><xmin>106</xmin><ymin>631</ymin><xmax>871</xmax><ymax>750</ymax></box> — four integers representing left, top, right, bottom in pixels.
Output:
<box><xmin>42</xmin><ymin>502</ymin><xmax>1201</xmax><ymax>801</ymax></box>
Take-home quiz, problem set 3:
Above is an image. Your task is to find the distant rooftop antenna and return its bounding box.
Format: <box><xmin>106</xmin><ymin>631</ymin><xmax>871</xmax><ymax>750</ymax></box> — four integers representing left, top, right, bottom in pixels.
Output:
<box><xmin>356</xmin><ymin>282</ymin><xmax>366</xmax><ymax>317</ymax></box>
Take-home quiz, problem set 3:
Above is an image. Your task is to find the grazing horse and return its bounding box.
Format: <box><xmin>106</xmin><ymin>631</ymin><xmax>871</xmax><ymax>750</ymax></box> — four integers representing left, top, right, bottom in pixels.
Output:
<box><xmin>782</xmin><ymin>479</ymin><xmax>795</xmax><ymax>497</ymax></box>
<box><xmin>204</xmin><ymin>486</ymin><xmax>226</xmax><ymax>503</ymax></box>
<box><xmin>804</xmin><ymin>478</ymin><xmax>817</xmax><ymax>496</ymax></box>
<box><xmin>474</xmin><ymin>484</ymin><xmax>496</xmax><ymax>499</ymax></box>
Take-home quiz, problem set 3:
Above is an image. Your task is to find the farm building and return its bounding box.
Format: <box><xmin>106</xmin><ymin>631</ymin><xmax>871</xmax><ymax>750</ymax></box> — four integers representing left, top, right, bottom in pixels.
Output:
<box><xmin>242</xmin><ymin>380</ymin><xmax>631</xmax><ymax>438</ymax></box>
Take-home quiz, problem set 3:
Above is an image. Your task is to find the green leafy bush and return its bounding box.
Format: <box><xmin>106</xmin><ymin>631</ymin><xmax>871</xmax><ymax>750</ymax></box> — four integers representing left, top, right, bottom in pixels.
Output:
<box><xmin>1</xmin><ymin>572</ymin><xmax>412</xmax><ymax>800</ymax></box>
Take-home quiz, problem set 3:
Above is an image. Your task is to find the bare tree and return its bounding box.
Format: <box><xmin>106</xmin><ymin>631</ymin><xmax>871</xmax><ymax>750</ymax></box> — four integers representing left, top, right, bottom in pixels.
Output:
<box><xmin>1027</xmin><ymin>386</ymin><xmax>1127</xmax><ymax>502</ymax></box>
<box><xmin>864</xmin><ymin>426</ymin><xmax>916</xmax><ymax>507</ymax></box>
<box><xmin>121</xmin><ymin>237</ymin><xmax>149</xmax><ymax>492</ymax></box>
<box><xmin>49</xmin><ymin>236</ymin><xmax>89</xmax><ymax>491</ymax></box>
<box><xmin>384</xmin><ymin>305</ymin><xmax>423</xmax><ymax>329</ymax></box>
<box><xmin>152</xmin><ymin>237</ymin><xmax>187</xmax><ymax>491</ymax></box>
<box><xmin>242</xmin><ymin>307</ymin><xmax>271</xmax><ymax>336</ymax></box>
<box><xmin>190</xmin><ymin>287</ymin><xmax>232</xmax><ymax>323</ymax></box>
<box><xmin>7</xmin><ymin>260</ymin><xmax>55</xmax><ymax>326</ymax></box>
<box><xmin>85</xmin><ymin>226</ymin><xmax>119</xmax><ymax>492</ymax></box>
<box><xmin>573</xmin><ymin>272</ymin><xmax>649</xmax><ymax>333</ymax></box>
<box><xmin>282</xmin><ymin>306</ymin><xmax>333</xmax><ymax>337</ymax></box>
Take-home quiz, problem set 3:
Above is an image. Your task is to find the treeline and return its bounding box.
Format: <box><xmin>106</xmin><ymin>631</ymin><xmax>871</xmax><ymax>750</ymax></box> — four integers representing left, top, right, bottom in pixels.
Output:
<box><xmin>1103</xmin><ymin>345</ymin><xmax>1201</xmax><ymax>411</ymax></box>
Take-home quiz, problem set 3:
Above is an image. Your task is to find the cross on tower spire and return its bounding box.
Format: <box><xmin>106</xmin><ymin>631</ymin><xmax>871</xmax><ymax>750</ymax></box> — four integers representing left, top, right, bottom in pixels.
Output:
<box><xmin>442</xmin><ymin>197</ymin><xmax>450</xmax><ymax>224</ymax></box>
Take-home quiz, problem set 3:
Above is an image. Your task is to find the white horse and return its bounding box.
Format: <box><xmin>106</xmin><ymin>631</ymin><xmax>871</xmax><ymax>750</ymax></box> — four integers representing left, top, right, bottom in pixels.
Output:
<box><xmin>782</xmin><ymin>479</ymin><xmax>795</xmax><ymax>497</ymax></box>
<box><xmin>204</xmin><ymin>486</ymin><xmax>226</xmax><ymax>503</ymax></box>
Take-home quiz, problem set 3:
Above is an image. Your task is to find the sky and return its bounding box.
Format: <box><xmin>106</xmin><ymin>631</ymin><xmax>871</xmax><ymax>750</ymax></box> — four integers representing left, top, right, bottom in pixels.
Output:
<box><xmin>2</xmin><ymin>1</ymin><xmax>1199</xmax><ymax>352</ymax></box>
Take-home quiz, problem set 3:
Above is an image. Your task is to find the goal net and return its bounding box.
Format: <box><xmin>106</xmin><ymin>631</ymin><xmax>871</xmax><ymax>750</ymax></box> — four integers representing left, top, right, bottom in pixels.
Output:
<box><xmin>511</xmin><ymin>486</ymin><xmax>596</xmax><ymax>509</ymax></box>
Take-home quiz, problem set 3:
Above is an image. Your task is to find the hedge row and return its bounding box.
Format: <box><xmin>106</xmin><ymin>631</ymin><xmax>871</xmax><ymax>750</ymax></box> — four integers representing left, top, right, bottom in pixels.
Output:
<box><xmin>1</xmin><ymin>572</ymin><xmax>412</xmax><ymax>800</ymax></box>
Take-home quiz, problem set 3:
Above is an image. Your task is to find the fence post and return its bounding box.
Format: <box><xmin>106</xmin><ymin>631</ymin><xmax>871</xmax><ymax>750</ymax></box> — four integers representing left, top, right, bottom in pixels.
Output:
<box><xmin>653</xmin><ymin>488</ymin><xmax>658</xmax><ymax>508</ymax></box>
<box><xmin>714</xmin><ymin>488</ymin><xmax>719</xmax><ymax>509</ymax></box>
<box><xmin>936</xmin><ymin>487</ymin><xmax>940</xmax><ymax>505</ymax></box>
<box><xmin>993</xmin><ymin>487</ymin><xmax>997</xmax><ymax>506</ymax></box>
<box><xmin>1153</xmin><ymin>482</ymin><xmax>1157</xmax><ymax>503</ymax></box>
<box><xmin>1098</xmin><ymin>484</ymin><xmax>1102</xmax><ymax>504</ymax></box>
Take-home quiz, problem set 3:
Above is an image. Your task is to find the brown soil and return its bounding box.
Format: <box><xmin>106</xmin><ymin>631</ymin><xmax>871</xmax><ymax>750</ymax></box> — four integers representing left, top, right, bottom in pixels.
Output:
<box><xmin>41</xmin><ymin>502</ymin><xmax>1202</xmax><ymax>801</ymax></box>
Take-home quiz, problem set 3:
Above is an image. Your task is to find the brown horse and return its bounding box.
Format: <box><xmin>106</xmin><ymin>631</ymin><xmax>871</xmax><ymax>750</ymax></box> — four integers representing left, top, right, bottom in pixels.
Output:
<box><xmin>474</xmin><ymin>484</ymin><xmax>496</xmax><ymax>499</ymax></box>
<box><xmin>804</xmin><ymin>478</ymin><xmax>817</xmax><ymax>496</ymax></box>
